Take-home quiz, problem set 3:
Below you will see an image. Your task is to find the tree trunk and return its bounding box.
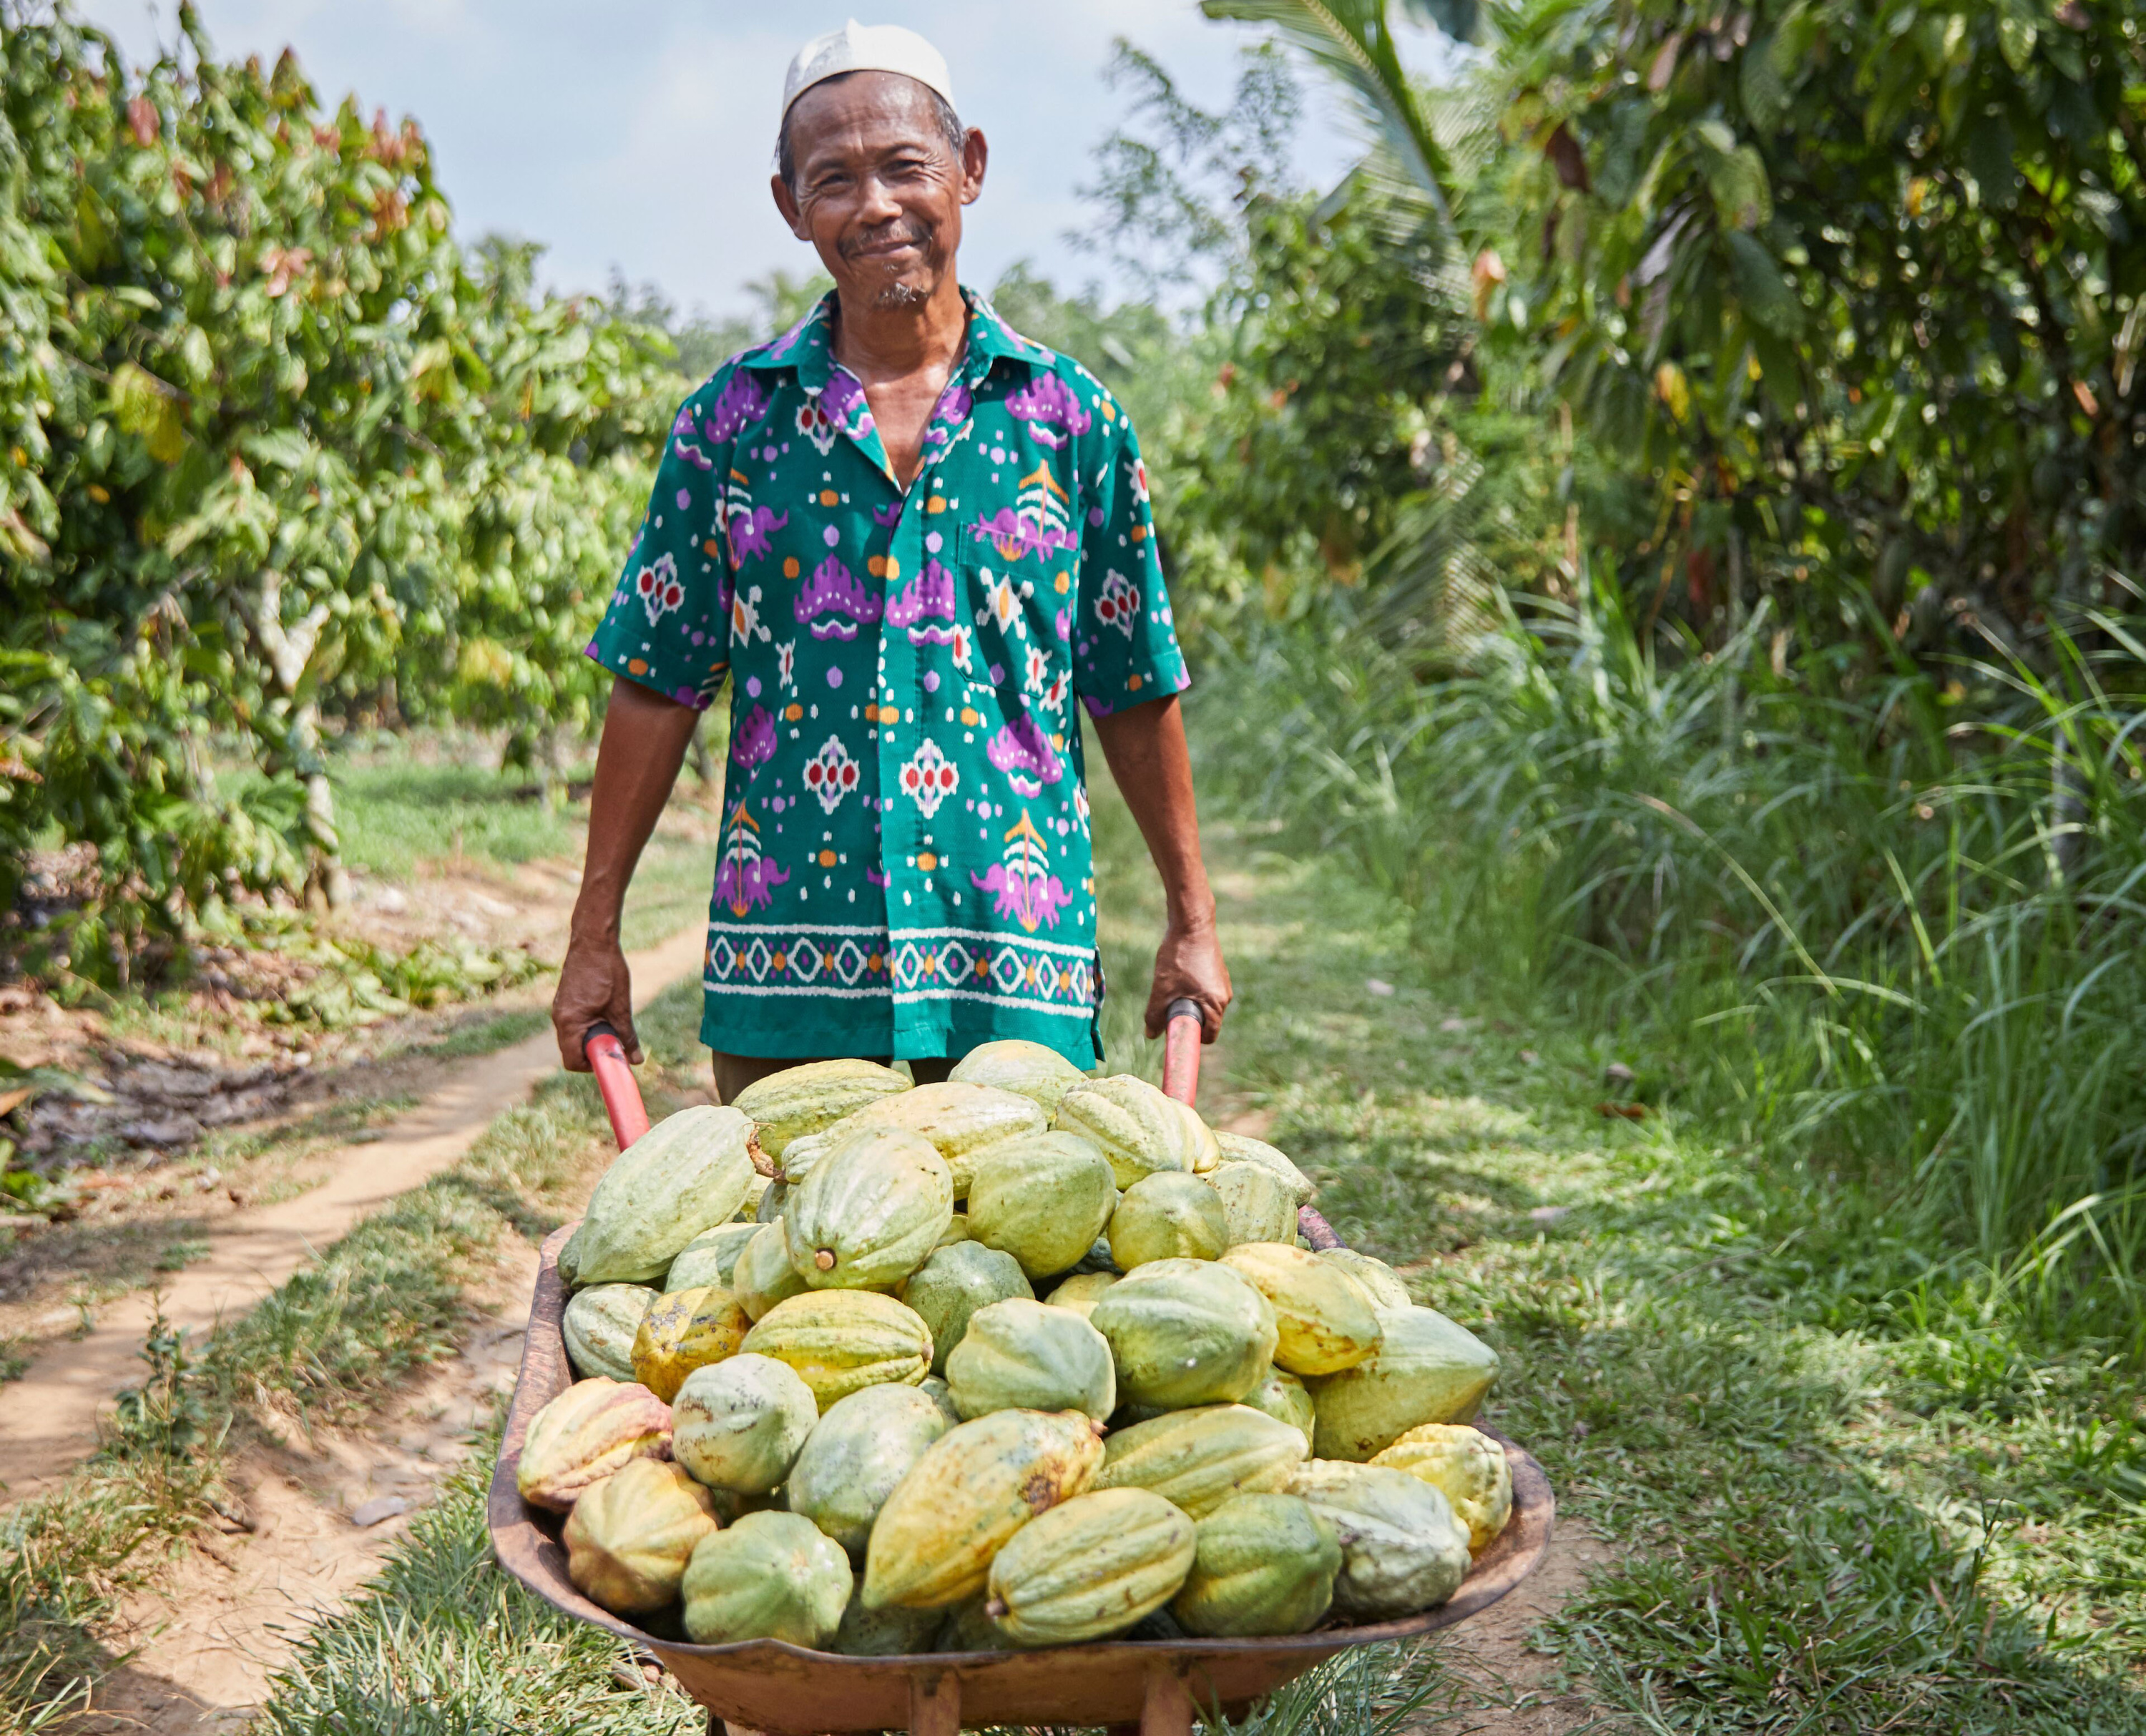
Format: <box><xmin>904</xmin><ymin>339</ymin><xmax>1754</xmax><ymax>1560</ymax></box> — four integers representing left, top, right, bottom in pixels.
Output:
<box><xmin>246</xmin><ymin>570</ymin><xmax>347</xmax><ymax>909</ymax></box>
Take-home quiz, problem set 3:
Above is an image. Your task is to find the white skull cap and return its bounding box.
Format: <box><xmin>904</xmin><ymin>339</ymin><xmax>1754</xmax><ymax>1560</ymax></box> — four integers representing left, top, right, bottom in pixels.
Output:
<box><xmin>782</xmin><ymin>20</ymin><xmax>956</xmax><ymax>119</ymax></box>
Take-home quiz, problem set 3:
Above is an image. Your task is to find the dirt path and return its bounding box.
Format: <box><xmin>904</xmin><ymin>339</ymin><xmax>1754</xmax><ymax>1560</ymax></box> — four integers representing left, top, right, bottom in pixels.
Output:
<box><xmin>87</xmin><ymin>1241</ymin><xmax>542</xmax><ymax>1736</ymax></box>
<box><xmin>0</xmin><ymin>922</ymin><xmax>707</xmax><ymax>1506</ymax></box>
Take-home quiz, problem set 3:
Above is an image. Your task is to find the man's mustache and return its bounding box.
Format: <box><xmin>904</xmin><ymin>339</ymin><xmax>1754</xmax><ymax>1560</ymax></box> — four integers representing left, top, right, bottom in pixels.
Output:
<box><xmin>841</xmin><ymin>219</ymin><xmax>933</xmax><ymax>260</ymax></box>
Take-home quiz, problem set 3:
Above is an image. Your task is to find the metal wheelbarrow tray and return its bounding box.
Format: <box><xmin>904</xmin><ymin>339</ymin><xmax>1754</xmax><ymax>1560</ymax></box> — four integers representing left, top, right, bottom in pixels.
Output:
<box><xmin>487</xmin><ymin>1008</ymin><xmax>1553</xmax><ymax>1735</ymax></box>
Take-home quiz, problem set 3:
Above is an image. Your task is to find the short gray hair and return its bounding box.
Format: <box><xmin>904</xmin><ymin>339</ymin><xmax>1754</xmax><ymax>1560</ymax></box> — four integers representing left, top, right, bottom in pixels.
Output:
<box><xmin>776</xmin><ymin>75</ymin><xmax>966</xmax><ymax>195</ymax></box>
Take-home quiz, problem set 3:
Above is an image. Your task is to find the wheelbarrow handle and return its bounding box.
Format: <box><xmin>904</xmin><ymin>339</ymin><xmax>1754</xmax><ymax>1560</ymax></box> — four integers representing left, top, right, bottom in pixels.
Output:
<box><xmin>1161</xmin><ymin>995</ymin><xmax>1203</xmax><ymax>1107</ymax></box>
<box><xmin>582</xmin><ymin>1021</ymin><xmax>652</xmax><ymax>1152</ymax></box>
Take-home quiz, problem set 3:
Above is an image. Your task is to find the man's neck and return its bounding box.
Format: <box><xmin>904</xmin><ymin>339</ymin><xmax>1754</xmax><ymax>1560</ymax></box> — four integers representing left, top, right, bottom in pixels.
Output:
<box><xmin>830</xmin><ymin>275</ymin><xmax>967</xmax><ymax>385</ymax></box>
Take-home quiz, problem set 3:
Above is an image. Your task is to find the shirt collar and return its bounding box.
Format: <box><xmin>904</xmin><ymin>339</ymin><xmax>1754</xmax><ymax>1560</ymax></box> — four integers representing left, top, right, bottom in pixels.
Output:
<box><xmin>740</xmin><ymin>285</ymin><xmax>1053</xmax><ymax>392</ymax></box>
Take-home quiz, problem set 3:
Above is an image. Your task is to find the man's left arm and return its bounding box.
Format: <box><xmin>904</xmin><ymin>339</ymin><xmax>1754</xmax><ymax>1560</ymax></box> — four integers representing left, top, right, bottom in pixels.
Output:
<box><xmin>1069</xmin><ymin>380</ymin><xmax>1231</xmax><ymax>1042</ymax></box>
<box><xmin>1091</xmin><ymin>695</ymin><xmax>1233</xmax><ymax>1042</ymax></box>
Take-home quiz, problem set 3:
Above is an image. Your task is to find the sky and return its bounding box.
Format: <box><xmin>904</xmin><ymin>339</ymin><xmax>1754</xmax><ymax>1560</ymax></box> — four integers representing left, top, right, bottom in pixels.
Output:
<box><xmin>74</xmin><ymin>1</ymin><xmax>1461</xmax><ymax>322</ymax></box>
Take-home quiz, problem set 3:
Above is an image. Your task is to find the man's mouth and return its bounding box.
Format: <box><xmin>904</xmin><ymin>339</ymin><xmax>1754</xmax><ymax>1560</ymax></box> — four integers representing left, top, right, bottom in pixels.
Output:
<box><xmin>846</xmin><ymin>226</ymin><xmax>929</xmax><ymax>263</ymax></box>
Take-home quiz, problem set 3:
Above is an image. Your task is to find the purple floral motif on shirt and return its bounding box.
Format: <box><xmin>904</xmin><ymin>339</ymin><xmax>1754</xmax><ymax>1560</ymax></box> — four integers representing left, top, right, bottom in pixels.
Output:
<box><xmin>765</xmin><ymin>308</ymin><xmax>818</xmax><ymax>361</ymax></box>
<box><xmin>972</xmin><ymin>506</ymin><xmax>1077</xmax><ymax>564</ymax></box>
<box><xmin>1006</xmin><ymin>373</ymin><xmax>1093</xmax><ymax>449</ymax></box>
<box><xmin>986</xmin><ymin>711</ymin><xmax>1063</xmax><ymax>798</ymax></box>
<box><xmin>886</xmin><ymin>559</ymin><xmax>957</xmax><ymax>635</ymax></box>
<box><xmin>729</xmin><ymin>505</ymin><xmax>789</xmax><ymax>565</ymax></box>
<box><xmin>715</xmin><ymin>801</ymin><xmax>788</xmax><ymax>917</ymax></box>
<box><xmin>818</xmin><ymin>368</ymin><xmax>868</xmax><ymax>434</ymax></box>
<box><xmin>921</xmin><ymin>377</ymin><xmax>974</xmax><ymax>451</ymax></box>
<box><xmin>705</xmin><ymin>370</ymin><xmax>770</xmax><ymax>442</ymax></box>
<box><xmin>731</xmin><ymin>703</ymin><xmax>778</xmax><ymax>769</ymax></box>
<box><xmin>872</xmin><ymin>500</ymin><xmax>903</xmax><ymax>529</ymax></box>
<box><xmin>971</xmin><ymin>811</ymin><xmax>1072</xmax><ymax>933</ymax></box>
<box><xmin>795</xmin><ymin>556</ymin><xmax>883</xmax><ymax>640</ymax></box>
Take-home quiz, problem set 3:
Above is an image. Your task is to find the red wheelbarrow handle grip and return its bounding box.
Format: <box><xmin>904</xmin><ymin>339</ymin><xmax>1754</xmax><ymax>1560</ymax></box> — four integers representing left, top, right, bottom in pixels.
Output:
<box><xmin>1162</xmin><ymin>995</ymin><xmax>1202</xmax><ymax>1106</ymax></box>
<box><xmin>582</xmin><ymin>1021</ymin><xmax>652</xmax><ymax>1152</ymax></box>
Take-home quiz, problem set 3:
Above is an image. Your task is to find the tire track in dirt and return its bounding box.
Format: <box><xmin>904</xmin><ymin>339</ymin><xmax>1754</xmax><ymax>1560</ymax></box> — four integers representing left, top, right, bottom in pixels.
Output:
<box><xmin>0</xmin><ymin>922</ymin><xmax>708</xmax><ymax>1505</ymax></box>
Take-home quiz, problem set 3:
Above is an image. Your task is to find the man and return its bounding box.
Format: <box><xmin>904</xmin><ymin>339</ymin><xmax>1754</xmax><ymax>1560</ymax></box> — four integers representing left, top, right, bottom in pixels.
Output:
<box><xmin>552</xmin><ymin>21</ymin><xmax>1230</xmax><ymax>1101</ymax></box>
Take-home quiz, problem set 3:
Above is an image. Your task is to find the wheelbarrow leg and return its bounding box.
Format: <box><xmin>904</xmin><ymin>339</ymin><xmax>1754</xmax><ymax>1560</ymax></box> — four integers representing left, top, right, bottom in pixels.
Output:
<box><xmin>1141</xmin><ymin>1661</ymin><xmax>1195</xmax><ymax>1736</ymax></box>
<box><xmin>908</xmin><ymin>1668</ymin><xmax>961</xmax><ymax>1736</ymax></box>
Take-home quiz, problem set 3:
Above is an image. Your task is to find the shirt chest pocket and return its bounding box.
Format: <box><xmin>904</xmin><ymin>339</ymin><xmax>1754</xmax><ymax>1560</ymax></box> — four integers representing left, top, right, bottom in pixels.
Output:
<box><xmin>955</xmin><ymin>524</ymin><xmax>1075</xmax><ymax>663</ymax></box>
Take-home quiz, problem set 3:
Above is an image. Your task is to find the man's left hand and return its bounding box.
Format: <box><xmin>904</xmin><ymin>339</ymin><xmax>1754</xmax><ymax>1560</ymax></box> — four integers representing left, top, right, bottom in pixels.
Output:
<box><xmin>1145</xmin><ymin>911</ymin><xmax>1232</xmax><ymax>1043</ymax></box>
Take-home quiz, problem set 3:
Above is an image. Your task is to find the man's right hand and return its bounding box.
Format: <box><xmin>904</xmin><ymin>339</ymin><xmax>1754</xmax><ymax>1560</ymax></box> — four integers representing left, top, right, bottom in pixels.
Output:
<box><xmin>551</xmin><ymin>675</ymin><xmax>704</xmax><ymax>1071</ymax></box>
<box><xmin>553</xmin><ymin>931</ymin><xmax>640</xmax><ymax>1070</ymax></box>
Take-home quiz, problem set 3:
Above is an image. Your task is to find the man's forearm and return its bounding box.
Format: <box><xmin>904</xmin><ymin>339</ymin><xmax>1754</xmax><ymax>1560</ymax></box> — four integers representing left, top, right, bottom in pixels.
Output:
<box><xmin>1092</xmin><ymin>693</ymin><xmax>1232</xmax><ymax>1039</ymax></box>
<box><xmin>1091</xmin><ymin>694</ymin><xmax>1214</xmax><ymax>925</ymax></box>
<box><xmin>571</xmin><ymin>677</ymin><xmax>702</xmax><ymax>941</ymax></box>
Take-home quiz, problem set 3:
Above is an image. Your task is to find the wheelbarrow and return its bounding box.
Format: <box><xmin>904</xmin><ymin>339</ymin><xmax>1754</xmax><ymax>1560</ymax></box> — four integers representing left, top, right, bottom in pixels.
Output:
<box><xmin>487</xmin><ymin>1001</ymin><xmax>1554</xmax><ymax>1736</ymax></box>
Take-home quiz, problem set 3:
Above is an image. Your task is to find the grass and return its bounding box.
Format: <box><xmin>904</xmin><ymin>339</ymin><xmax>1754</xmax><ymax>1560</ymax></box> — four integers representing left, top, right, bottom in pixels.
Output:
<box><xmin>1198</xmin><ymin>589</ymin><xmax>2146</xmax><ymax>1344</ymax></box>
<box><xmin>15</xmin><ymin>738</ymin><xmax>2140</xmax><ymax>1732</ymax></box>
<box><xmin>0</xmin><ymin>976</ymin><xmax>712</xmax><ymax>1732</ymax></box>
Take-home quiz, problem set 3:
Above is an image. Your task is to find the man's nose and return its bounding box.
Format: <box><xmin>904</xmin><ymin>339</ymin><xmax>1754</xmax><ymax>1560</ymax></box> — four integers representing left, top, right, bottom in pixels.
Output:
<box><xmin>855</xmin><ymin>171</ymin><xmax>906</xmax><ymax>228</ymax></box>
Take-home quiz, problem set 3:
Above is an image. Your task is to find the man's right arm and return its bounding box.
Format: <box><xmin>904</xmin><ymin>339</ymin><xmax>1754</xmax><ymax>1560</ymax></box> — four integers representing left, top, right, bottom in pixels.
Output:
<box><xmin>552</xmin><ymin>675</ymin><xmax>702</xmax><ymax>1069</ymax></box>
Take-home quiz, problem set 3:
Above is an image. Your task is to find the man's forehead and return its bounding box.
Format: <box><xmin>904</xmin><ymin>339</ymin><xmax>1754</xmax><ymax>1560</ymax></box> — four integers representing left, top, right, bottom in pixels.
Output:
<box><xmin>787</xmin><ymin>72</ymin><xmax>949</xmax><ymax>149</ymax></box>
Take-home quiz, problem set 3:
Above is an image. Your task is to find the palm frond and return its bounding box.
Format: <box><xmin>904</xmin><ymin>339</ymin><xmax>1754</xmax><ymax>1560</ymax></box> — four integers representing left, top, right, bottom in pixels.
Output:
<box><xmin>1201</xmin><ymin>0</ymin><xmax>1462</xmax><ymax>226</ymax></box>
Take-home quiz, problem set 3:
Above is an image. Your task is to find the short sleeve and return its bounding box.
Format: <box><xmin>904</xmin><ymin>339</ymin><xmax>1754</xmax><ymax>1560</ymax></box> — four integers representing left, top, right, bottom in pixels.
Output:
<box><xmin>1072</xmin><ymin>398</ymin><xmax>1188</xmax><ymax>718</ymax></box>
<box><xmin>585</xmin><ymin>371</ymin><xmax>738</xmax><ymax>711</ymax></box>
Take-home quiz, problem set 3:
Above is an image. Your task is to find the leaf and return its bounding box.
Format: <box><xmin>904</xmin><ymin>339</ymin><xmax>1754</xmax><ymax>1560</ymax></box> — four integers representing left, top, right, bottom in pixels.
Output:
<box><xmin>1655</xmin><ymin>360</ymin><xmax>1691</xmax><ymax>424</ymax></box>
<box><xmin>1739</xmin><ymin>36</ymin><xmax>1791</xmax><ymax>133</ymax></box>
<box><xmin>241</xmin><ymin>428</ymin><xmax>313</xmax><ymax>471</ymax></box>
<box><xmin>1202</xmin><ymin>0</ymin><xmax>1461</xmax><ymax>225</ymax></box>
<box><xmin>1726</xmin><ymin>231</ymin><xmax>1800</xmax><ymax>335</ymax></box>
<box><xmin>1996</xmin><ymin>12</ymin><xmax>2036</xmax><ymax>73</ymax></box>
<box><xmin>109</xmin><ymin>363</ymin><xmax>187</xmax><ymax>465</ymax></box>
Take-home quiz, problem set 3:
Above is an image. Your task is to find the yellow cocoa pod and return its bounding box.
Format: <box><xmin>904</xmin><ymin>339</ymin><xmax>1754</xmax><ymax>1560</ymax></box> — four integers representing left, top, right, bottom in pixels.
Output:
<box><xmin>563</xmin><ymin>1458</ymin><xmax>718</xmax><ymax>1615</ymax></box>
<box><xmin>1371</xmin><ymin>1423</ymin><xmax>1513</xmax><ymax>1554</ymax></box>
<box><xmin>1042</xmin><ymin>1270</ymin><xmax>1119</xmax><ymax>1320</ymax></box>
<box><xmin>861</xmin><ymin>1408</ymin><xmax>1104</xmax><ymax>1610</ymax></box>
<box><xmin>1109</xmin><ymin>1172</ymin><xmax>1229</xmax><ymax>1268</ymax></box>
<box><xmin>1213</xmin><ymin>1130</ymin><xmax>1316</xmax><ymax>1205</ymax></box>
<box><xmin>514</xmin><ymin>1377</ymin><xmax>672</xmax><ymax>1513</ymax></box>
<box><xmin>1220</xmin><ymin>1242</ymin><xmax>1384</xmax><ymax>1376</ymax></box>
<box><xmin>1093</xmin><ymin>1403</ymin><xmax>1307</xmax><ymax>1517</ymax></box>
<box><xmin>630</xmin><ymin>1283</ymin><xmax>751</xmax><ymax>1404</ymax></box>
<box><xmin>1053</xmin><ymin>1074</ymin><xmax>1215</xmax><ymax>1187</ymax></box>
<box><xmin>732</xmin><ymin>1059</ymin><xmax>911</xmax><ymax>1160</ymax></box>
<box><xmin>1205</xmin><ymin>1160</ymin><xmax>1298</xmax><ymax>1247</ymax></box>
<box><xmin>947</xmin><ymin>1039</ymin><xmax>1089</xmax><ymax>1114</ymax></box>
<box><xmin>1316</xmin><ymin>1247</ymin><xmax>1413</xmax><ymax>1311</ymax></box>
<box><xmin>1308</xmin><ymin>1305</ymin><xmax>1499</xmax><ymax>1461</ymax></box>
<box><xmin>742</xmin><ymin>1290</ymin><xmax>933</xmax><ymax>1410</ymax></box>
<box><xmin>984</xmin><ymin>1488</ymin><xmax>1194</xmax><ymax>1646</ymax></box>
<box><xmin>824</xmin><ymin>1082</ymin><xmax>1048</xmax><ymax>1197</ymax></box>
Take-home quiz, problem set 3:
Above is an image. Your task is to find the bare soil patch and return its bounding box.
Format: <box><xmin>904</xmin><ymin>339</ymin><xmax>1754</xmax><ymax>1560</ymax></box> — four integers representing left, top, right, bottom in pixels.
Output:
<box><xmin>82</xmin><ymin>1241</ymin><xmax>542</xmax><ymax>1736</ymax></box>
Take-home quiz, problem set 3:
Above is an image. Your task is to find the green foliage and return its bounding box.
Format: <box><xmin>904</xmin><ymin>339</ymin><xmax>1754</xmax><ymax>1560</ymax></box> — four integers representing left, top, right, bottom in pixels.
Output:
<box><xmin>0</xmin><ymin>4</ymin><xmax>678</xmax><ymax>946</ymax></box>
<box><xmin>1196</xmin><ymin>587</ymin><xmax>2146</xmax><ymax>1333</ymax></box>
<box><xmin>1477</xmin><ymin>0</ymin><xmax>2146</xmax><ymax>656</ymax></box>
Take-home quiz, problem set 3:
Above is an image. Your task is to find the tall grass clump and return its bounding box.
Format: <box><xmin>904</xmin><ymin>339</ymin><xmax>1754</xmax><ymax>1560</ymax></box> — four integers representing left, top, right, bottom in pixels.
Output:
<box><xmin>1196</xmin><ymin>580</ymin><xmax>2146</xmax><ymax>1344</ymax></box>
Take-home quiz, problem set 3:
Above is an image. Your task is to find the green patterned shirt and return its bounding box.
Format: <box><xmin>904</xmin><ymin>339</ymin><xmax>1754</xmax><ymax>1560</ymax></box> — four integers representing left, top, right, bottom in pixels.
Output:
<box><xmin>587</xmin><ymin>288</ymin><xmax>1187</xmax><ymax>1067</ymax></box>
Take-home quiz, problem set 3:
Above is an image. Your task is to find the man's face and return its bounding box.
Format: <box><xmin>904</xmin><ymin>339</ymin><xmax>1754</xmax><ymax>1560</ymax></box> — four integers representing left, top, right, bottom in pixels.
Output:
<box><xmin>773</xmin><ymin>73</ymin><xmax>986</xmax><ymax>312</ymax></box>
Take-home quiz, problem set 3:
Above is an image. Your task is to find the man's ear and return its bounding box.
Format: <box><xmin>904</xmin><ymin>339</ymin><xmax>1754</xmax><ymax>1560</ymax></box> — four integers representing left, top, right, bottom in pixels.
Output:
<box><xmin>960</xmin><ymin>128</ymin><xmax>989</xmax><ymax>207</ymax></box>
<box><xmin>771</xmin><ymin>172</ymin><xmax>809</xmax><ymax>238</ymax></box>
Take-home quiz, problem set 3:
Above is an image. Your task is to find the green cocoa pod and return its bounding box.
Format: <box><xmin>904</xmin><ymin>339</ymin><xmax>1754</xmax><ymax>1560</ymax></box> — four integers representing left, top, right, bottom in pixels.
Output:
<box><xmin>965</xmin><ymin>1132</ymin><xmax>1117</xmax><ymax>1279</ymax></box>
<box><xmin>900</xmin><ymin>1240</ymin><xmax>1032</xmax><ymax>1375</ymax></box>
<box><xmin>1171</xmin><ymin>1492</ymin><xmax>1339</xmax><ymax>1637</ymax></box>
